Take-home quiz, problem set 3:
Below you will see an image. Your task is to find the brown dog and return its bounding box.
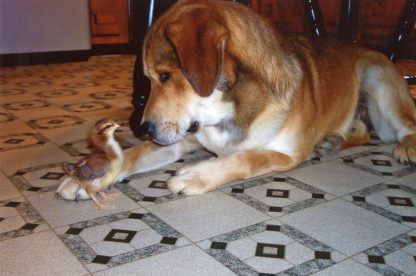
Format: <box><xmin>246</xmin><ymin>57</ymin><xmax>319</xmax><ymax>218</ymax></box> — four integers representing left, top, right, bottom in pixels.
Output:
<box><xmin>119</xmin><ymin>0</ymin><xmax>416</xmax><ymax>195</ymax></box>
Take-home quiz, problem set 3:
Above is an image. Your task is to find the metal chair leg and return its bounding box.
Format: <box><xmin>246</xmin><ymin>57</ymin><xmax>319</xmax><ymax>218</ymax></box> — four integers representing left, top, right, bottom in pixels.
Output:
<box><xmin>303</xmin><ymin>0</ymin><xmax>326</xmax><ymax>38</ymax></box>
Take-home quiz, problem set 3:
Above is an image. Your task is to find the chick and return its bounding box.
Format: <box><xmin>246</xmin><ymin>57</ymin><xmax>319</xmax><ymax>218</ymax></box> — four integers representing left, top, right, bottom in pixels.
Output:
<box><xmin>61</xmin><ymin>119</ymin><xmax>124</xmax><ymax>210</ymax></box>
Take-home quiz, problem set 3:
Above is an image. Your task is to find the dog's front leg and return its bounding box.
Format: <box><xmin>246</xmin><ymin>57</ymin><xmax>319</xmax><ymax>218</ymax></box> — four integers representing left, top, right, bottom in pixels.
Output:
<box><xmin>167</xmin><ymin>150</ymin><xmax>300</xmax><ymax>195</ymax></box>
<box><xmin>119</xmin><ymin>135</ymin><xmax>201</xmax><ymax>180</ymax></box>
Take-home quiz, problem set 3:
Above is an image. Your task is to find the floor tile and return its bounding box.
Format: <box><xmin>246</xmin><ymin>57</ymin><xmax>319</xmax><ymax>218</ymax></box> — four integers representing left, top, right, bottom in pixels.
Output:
<box><xmin>0</xmin><ymin>196</ymin><xmax>49</xmax><ymax>242</ymax></box>
<box><xmin>312</xmin><ymin>259</ymin><xmax>381</xmax><ymax>276</ymax></box>
<box><xmin>204</xmin><ymin>221</ymin><xmax>339</xmax><ymax>275</ymax></box>
<box><xmin>56</xmin><ymin>209</ymin><xmax>196</xmax><ymax>272</ymax></box>
<box><xmin>396</xmin><ymin>172</ymin><xmax>416</xmax><ymax>189</ymax></box>
<box><xmin>0</xmin><ymin>230</ymin><xmax>87</xmax><ymax>275</ymax></box>
<box><xmin>0</xmin><ymin>119</ymin><xmax>35</xmax><ymax>136</ymax></box>
<box><xmin>0</xmin><ymin>171</ymin><xmax>21</xmax><ymax>201</ymax></box>
<box><xmin>0</xmin><ymin>132</ymin><xmax>48</xmax><ymax>152</ymax></box>
<box><xmin>280</xmin><ymin>199</ymin><xmax>409</xmax><ymax>256</ymax></box>
<box><xmin>147</xmin><ymin>191</ymin><xmax>270</xmax><ymax>242</ymax></box>
<box><xmin>286</xmin><ymin>160</ymin><xmax>386</xmax><ymax>196</ymax></box>
<box><xmin>221</xmin><ymin>175</ymin><xmax>334</xmax><ymax>218</ymax></box>
<box><xmin>347</xmin><ymin>182</ymin><xmax>416</xmax><ymax>227</ymax></box>
<box><xmin>0</xmin><ymin>143</ymin><xmax>73</xmax><ymax>174</ymax></box>
<box><xmin>27</xmin><ymin>190</ymin><xmax>140</xmax><ymax>228</ymax></box>
<box><xmin>36</xmin><ymin>121</ymin><xmax>93</xmax><ymax>145</ymax></box>
<box><xmin>12</xmin><ymin>106</ymin><xmax>72</xmax><ymax>121</ymax></box>
<box><xmin>94</xmin><ymin>245</ymin><xmax>235</xmax><ymax>276</ymax></box>
<box><xmin>384</xmin><ymin>250</ymin><xmax>416</xmax><ymax>274</ymax></box>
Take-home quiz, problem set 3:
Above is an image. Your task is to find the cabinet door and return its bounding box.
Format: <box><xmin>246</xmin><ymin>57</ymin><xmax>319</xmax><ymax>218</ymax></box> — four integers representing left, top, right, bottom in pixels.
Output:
<box><xmin>90</xmin><ymin>0</ymin><xmax>129</xmax><ymax>44</ymax></box>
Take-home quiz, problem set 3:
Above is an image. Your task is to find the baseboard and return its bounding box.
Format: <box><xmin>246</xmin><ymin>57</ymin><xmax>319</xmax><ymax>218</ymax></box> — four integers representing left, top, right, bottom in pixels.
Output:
<box><xmin>0</xmin><ymin>43</ymin><xmax>136</xmax><ymax>68</ymax></box>
<box><xmin>0</xmin><ymin>49</ymin><xmax>92</xmax><ymax>67</ymax></box>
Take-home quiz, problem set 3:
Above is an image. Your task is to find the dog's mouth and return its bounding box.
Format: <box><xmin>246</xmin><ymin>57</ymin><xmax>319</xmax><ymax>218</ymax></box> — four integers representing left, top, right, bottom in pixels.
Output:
<box><xmin>186</xmin><ymin>121</ymin><xmax>200</xmax><ymax>133</ymax></box>
<box><xmin>148</xmin><ymin>121</ymin><xmax>200</xmax><ymax>146</ymax></box>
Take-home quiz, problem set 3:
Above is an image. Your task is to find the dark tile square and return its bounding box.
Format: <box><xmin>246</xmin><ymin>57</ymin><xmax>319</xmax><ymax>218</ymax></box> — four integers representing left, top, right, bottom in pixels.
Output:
<box><xmin>312</xmin><ymin>193</ymin><xmax>325</xmax><ymax>199</ymax></box>
<box><xmin>259</xmin><ymin>274</ymin><xmax>275</xmax><ymax>276</ymax></box>
<box><xmin>20</xmin><ymin>223</ymin><xmax>38</xmax><ymax>230</ymax></box>
<box><xmin>40</xmin><ymin>172</ymin><xmax>65</xmax><ymax>180</ymax></box>
<box><xmin>231</xmin><ymin>188</ymin><xmax>244</xmax><ymax>193</ymax></box>
<box><xmin>211</xmin><ymin>241</ymin><xmax>227</xmax><ymax>250</ymax></box>
<box><xmin>175</xmin><ymin>159</ymin><xmax>185</xmax><ymax>163</ymax></box>
<box><xmin>265</xmin><ymin>224</ymin><xmax>281</xmax><ymax>232</ymax></box>
<box><xmin>104</xmin><ymin>229</ymin><xmax>137</xmax><ymax>243</ymax></box>
<box><xmin>402</xmin><ymin>216</ymin><xmax>416</xmax><ymax>223</ymax></box>
<box><xmin>27</xmin><ymin>187</ymin><xmax>42</xmax><ymax>192</ymax></box>
<box><xmin>381</xmin><ymin>172</ymin><xmax>393</xmax><ymax>176</ymax></box>
<box><xmin>315</xmin><ymin>251</ymin><xmax>331</xmax><ymax>260</ymax></box>
<box><xmin>342</xmin><ymin>158</ymin><xmax>354</xmax><ymax>163</ymax></box>
<box><xmin>255</xmin><ymin>243</ymin><xmax>285</xmax><ymax>259</ymax></box>
<box><xmin>48</xmin><ymin>119</ymin><xmax>64</xmax><ymax>125</ymax></box>
<box><xmin>148</xmin><ymin>180</ymin><xmax>167</xmax><ymax>189</ymax></box>
<box><xmin>371</xmin><ymin>159</ymin><xmax>392</xmax><ymax>167</ymax></box>
<box><xmin>388</xmin><ymin>196</ymin><xmax>414</xmax><ymax>207</ymax></box>
<box><xmin>164</xmin><ymin>170</ymin><xmax>176</xmax><ymax>176</ymax></box>
<box><xmin>92</xmin><ymin>255</ymin><xmax>111</xmax><ymax>264</ymax></box>
<box><xmin>273</xmin><ymin>177</ymin><xmax>287</xmax><ymax>182</ymax></box>
<box><xmin>269</xmin><ymin>206</ymin><xmax>283</xmax><ymax>212</ymax></box>
<box><xmin>13</xmin><ymin>170</ymin><xmax>26</xmax><ymax>176</ymax></box>
<box><xmin>142</xmin><ymin>196</ymin><xmax>157</xmax><ymax>202</ymax></box>
<box><xmin>129</xmin><ymin>213</ymin><xmax>144</xmax><ymax>220</ymax></box>
<box><xmin>266</xmin><ymin>189</ymin><xmax>289</xmax><ymax>198</ymax></box>
<box><xmin>352</xmin><ymin>196</ymin><xmax>366</xmax><ymax>202</ymax></box>
<box><xmin>368</xmin><ymin>255</ymin><xmax>385</xmax><ymax>264</ymax></box>
<box><xmin>0</xmin><ymin>218</ymin><xmax>4</xmax><ymax>222</ymax></box>
<box><xmin>160</xmin><ymin>237</ymin><xmax>177</xmax><ymax>245</ymax></box>
<box><xmin>65</xmin><ymin>227</ymin><xmax>83</xmax><ymax>235</ymax></box>
<box><xmin>4</xmin><ymin>201</ymin><xmax>21</xmax><ymax>207</ymax></box>
<box><xmin>366</xmin><ymin>141</ymin><xmax>379</xmax><ymax>146</ymax></box>
<box><xmin>387</xmin><ymin>184</ymin><xmax>400</xmax><ymax>189</ymax></box>
<box><xmin>4</xmin><ymin>138</ymin><xmax>24</xmax><ymax>144</ymax></box>
<box><xmin>120</xmin><ymin>179</ymin><xmax>130</xmax><ymax>184</ymax></box>
<box><xmin>411</xmin><ymin>236</ymin><xmax>416</xmax><ymax>243</ymax></box>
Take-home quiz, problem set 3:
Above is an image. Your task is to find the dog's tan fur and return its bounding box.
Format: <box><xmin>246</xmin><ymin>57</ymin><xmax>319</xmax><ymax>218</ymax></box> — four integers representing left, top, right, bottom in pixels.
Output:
<box><xmin>119</xmin><ymin>0</ymin><xmax>416</xmax><ymax>195</ymax></box>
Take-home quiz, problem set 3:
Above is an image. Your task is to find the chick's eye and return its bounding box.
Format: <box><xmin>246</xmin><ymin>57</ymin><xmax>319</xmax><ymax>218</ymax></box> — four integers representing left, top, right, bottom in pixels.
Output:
<box><xmin>159</xmin><ymin>72</ymin><xmax>170</xmax><ymax>83</ymax></box>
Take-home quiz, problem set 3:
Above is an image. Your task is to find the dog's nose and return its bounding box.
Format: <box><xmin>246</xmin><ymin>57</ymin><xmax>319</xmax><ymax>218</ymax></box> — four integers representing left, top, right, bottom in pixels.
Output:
<box><xmin>140</xmin><ymin>121</ymin><xmax>156</xmax><ymax>139</ymax></box>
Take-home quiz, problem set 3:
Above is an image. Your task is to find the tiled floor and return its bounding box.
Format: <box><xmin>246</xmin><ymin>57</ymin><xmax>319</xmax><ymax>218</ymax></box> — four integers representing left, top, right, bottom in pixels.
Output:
<box><xmin>0</xmin><ymin>55</ymin><xmax>416</xmax><ymax>275</ymax></box>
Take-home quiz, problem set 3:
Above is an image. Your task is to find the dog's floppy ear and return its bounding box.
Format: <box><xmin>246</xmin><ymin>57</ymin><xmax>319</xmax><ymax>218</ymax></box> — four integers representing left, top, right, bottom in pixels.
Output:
<box><xmin>165</xmin><ymin>9</ymin><xmax>233</xmax><ymax>96</ymax></box>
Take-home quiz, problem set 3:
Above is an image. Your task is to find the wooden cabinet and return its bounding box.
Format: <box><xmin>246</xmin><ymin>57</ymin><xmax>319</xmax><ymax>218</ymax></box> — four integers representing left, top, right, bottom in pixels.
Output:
<box><xmin>89</xmin><ymin>0</ymin><xmax>129</xmax><ymax>44</ymax></box>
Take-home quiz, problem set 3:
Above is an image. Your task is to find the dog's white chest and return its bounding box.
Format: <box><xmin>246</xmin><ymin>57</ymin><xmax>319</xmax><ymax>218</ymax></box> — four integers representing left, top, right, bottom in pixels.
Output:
<box><xmin>196</xmin><ymin>127</ymin><xmax>234</xmax><ymax>155</ymax></box>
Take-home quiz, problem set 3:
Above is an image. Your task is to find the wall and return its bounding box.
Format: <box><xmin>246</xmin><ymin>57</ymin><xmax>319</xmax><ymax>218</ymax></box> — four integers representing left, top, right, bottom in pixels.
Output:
<box><xmin>0</xmin><ymin>0</ymin><xmax>91</xmax><ymax>54</ymax></box>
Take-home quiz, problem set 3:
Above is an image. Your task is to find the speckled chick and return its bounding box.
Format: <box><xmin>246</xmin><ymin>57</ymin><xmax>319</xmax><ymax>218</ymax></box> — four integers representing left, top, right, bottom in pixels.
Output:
<box><xmin>61</xmin><ymin>119</ymin><xmax>124</xmax><ymax>210</ymax></box>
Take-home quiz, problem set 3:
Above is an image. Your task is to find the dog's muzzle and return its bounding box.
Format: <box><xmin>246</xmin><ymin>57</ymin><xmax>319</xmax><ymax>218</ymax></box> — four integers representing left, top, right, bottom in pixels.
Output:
<box><xmin>140</xmin><ymin>120</ymin><xmax>200</xmax><ymax>145</ymax></box>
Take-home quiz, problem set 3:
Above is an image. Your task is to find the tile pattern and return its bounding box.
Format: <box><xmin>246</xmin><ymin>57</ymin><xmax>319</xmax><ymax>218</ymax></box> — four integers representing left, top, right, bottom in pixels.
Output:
<box><xmin>0</xmin><ymin>55</ymin><xmax>416</xmax><ymax>275</ymax></box>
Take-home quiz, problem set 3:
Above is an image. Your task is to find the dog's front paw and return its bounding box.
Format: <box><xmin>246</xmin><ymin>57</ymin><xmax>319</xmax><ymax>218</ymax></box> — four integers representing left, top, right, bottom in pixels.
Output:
<box><xmin>167</xmin><ymin>170</ymin><xmax>210</xmax><ymax>196</ymax></box>
<box><xmin>394</xmin><ymin>134</ymin><xmax>416</xmax><ymax>166</ymax></box>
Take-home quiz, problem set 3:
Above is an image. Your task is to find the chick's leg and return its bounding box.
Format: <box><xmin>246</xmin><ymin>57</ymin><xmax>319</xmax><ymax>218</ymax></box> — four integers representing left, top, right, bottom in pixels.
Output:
<box><xmin>89</xmin><ymin>193</ymin><xmax>115</xmax><ymax>210</ymax></box>
<box><xmin>99</xmin><ymin>191</ymin><xmax>119</xmax><ymax>200</ymax></box>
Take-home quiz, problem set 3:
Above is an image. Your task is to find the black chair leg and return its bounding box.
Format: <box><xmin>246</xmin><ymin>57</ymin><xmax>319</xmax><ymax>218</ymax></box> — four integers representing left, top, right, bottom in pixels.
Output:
<box><xmin>303</xmin><ymin>0</ymin><xmax>326</xmax><ymax>39</ymax></box>
<box><xmin>387</xmin><ymin>0</ymin><xmax>416</xmax><ymax>62</ymax></box>
<box><xmin>337</xmin><ymin>0</ymin><xmax>359</xmax><ymax>42</ymax></box>
<box><xmin>129</xmin><ymin>0</ymin><xmax>176</xmax><ymax>137</ymax></box>
<box><xmin>129</xmin><ymin>56</ymin><xmax>151</xmax><ymax>137</ymax></box>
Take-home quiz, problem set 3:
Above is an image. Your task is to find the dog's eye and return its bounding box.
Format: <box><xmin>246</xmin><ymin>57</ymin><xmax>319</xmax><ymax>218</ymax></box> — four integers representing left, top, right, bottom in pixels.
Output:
<box><xmin>159</xmin><ymin>72</ymin><xmax>170</xmax><ymax>83</ymax></box>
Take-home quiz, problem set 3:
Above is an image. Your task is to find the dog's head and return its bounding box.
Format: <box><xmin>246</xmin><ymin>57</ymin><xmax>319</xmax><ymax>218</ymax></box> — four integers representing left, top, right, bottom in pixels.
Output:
<box><xmin>140</xmin><ymin>0</ymin><xmax>301</xmax><ymax>145</ymax></box>
<box><xmin>140</xmin><ymin>1</ymin><xmax>237</xmax><ymax>145</ymax></box>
